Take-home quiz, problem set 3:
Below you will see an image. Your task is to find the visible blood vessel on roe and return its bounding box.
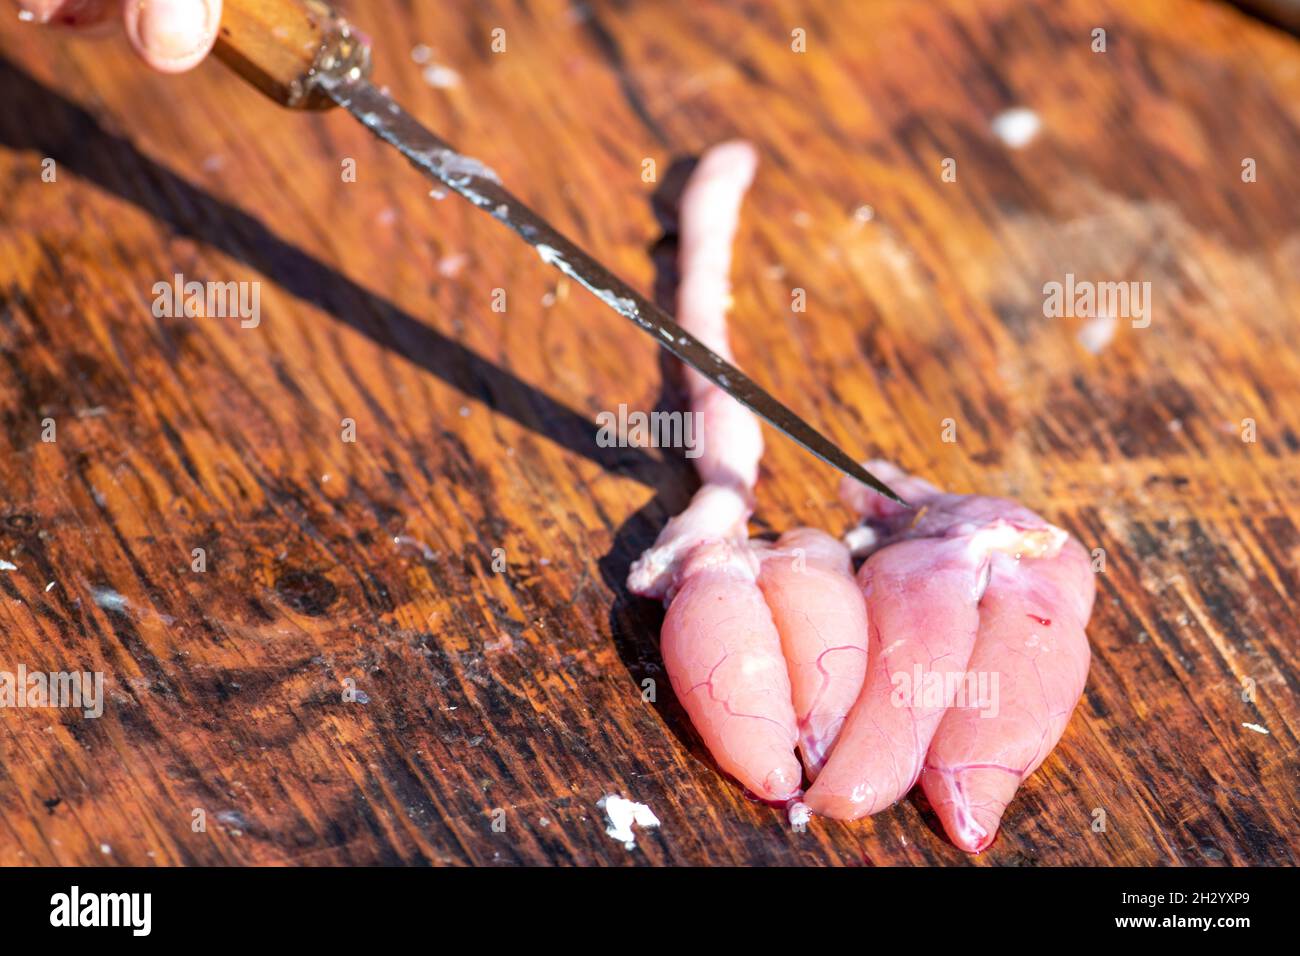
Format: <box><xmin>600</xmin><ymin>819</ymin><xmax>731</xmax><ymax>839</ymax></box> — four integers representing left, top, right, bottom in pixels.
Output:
<box><xmin>802</xmin><ymin>533</ymin><xmax>987</xmax><ymax>818</ymax></box>
<box><xmin>626</xmin><ymin>143</ymin><xmax>1094</xmax><ymax>848</ymax></box>
<box><xmin>627</xmin><ymin>142</ymin><xmax>868</xmax><ymax>799</ymax></box>
<box><xmin>806</xmin><ymin>462</ymin><xmax>1094</xmax><ymax>851</ymax></box>
<box><xmin>756</xmin><ymin>529</ymin><xmax>868</xmax><ymax>777</ymax></box>
<box><xmin>922</xmin><ymin>527</ymin><xmax>1093</xmax><ymax>852</ymax></box>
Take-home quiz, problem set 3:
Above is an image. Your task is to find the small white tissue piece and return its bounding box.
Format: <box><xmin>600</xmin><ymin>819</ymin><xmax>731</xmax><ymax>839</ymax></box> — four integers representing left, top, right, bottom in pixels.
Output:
<box><xmin>597</xmin><ymin>794</ymin><xmax>660</xmax><ymax>850</ymax></box>
<box><xmin>991</xmin><ymin>108</ymin><xmax>1041</xmax><ymax>149</ymax></box>
<box><xmin>843</xmin><ymin>525</ymin><xmax>878</xmax><ymax>558</ymax></box>
<box><xmin>787</xmin><ymin>800</ymin><xmax>812</xmax><ymax>829</ymax></box>
<box><xmin>422</xmin><ymin>64</ymin><xmax>462</xmax><ymax>89</ymax></box>
<box><xmin>1077</xmin><ymin>311</ymin><xmax>1118</xmax><ymax>354</ymax></box>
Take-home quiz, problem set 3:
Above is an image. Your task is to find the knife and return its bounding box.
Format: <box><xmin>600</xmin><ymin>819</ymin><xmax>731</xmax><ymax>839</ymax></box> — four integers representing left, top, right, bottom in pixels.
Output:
<box><xmin>212</xmin><ymin>0</ymin><xmax>906</xmax><ymax>505</ymax></box>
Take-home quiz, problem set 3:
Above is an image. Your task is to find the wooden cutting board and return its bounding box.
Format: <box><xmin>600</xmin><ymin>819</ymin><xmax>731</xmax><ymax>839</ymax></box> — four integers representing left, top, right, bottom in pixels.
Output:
<box><xmin>0</xmin><ymin>0</ymin><xmax>1296</xmax><ymax>866</ymax></box>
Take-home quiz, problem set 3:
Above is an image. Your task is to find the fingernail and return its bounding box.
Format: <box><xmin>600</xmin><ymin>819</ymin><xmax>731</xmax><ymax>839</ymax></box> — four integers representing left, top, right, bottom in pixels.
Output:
<box><xmin>125</xmin><ymin>0</ymin><xmax>219</xmax><ymax>73</ymax></box>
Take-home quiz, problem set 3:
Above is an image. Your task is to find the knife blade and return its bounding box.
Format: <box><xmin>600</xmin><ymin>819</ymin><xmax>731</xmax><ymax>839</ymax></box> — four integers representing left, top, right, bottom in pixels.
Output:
<box><xmin>213</xmin><ymin>0</ymin><xmax>906</xmax><ymax>505</ymax></box>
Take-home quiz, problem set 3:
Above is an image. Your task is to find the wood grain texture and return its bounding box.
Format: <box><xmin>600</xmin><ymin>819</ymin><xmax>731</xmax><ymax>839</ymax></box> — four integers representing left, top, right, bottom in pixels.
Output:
<box><xmin>0</xmin><ymin>0</ymin><xmax>1297</xmax><ymax>866</ymax></box>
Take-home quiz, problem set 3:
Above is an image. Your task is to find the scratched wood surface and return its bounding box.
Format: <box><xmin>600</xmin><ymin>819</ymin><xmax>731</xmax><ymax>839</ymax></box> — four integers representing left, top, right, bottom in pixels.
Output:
<box><xmin>0</xmin><ymin>0</ymin><xmax>1297</xmax><ymax>866</ymax></box>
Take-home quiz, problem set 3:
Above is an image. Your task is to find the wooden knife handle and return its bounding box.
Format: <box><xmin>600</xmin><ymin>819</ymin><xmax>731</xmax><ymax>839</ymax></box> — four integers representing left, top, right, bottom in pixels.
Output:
<box><xmin>213</xmin><ymin>0</ymin><xmax>371</xmax><ymax>110</ymax></box>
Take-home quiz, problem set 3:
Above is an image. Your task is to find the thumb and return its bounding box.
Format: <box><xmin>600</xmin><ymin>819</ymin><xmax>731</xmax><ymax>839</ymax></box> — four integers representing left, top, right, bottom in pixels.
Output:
<box><xmin>123</xmin><ymin>0</ymin><xmax>221</xmax><ymax>73</ymax></box>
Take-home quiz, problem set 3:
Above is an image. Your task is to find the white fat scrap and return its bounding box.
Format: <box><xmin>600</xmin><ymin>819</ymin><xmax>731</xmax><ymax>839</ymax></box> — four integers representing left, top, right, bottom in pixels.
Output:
<box><xmin>437</xmin><ymin>253</ymin><xmax>468</xmax><ymax>278</ymax></box>
<box><xmin>0</xmin><ymin>560</ymin><xmax>16</xmax><ymax>571</ymax></box>
<box><xmin>597</xmin><ymin>794</ymin><xmax>660</xmax><ymax>850</ymax></box>
<box><xmin>969</xmin><ymin>520</ymin><xmax>1068</xmax><ymax>561</ymax></box>
<box><xmin>787</xmin><ymin>800</ymin><xmax>812</xmax><ymax>829</ymax></box>
<box><xmin>422</xmin><ymin>65</ymin><xmax>462</xmax><ymax>89</ymax></box>
<box><xmin>991</xmin><ymin>108</ymin><xmax>1041</xmax><ymax>148</ymax></box>
<box><xmin>842</xmin><ymin>525</ymin><xmax>878</xmax><ymax>558</ymax></box>
<box><xmin>1077</xmin><ymin>311</ymin><xmax>1117</xmax><ymax>354</ymax></box>
<box><xmin>1242</xmin><ymin>723</ymin><xmax>1270</xmax><ymax>735</ymax></box>
<box><xmin>91</xmin><ymin>587</ymin><xmax>129</xmax><ymax>612</ymax></box>
<box><xmin>393</xmin><ymin>535</ymin><xmax>439</xmax><ymax>561</ymax></box>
